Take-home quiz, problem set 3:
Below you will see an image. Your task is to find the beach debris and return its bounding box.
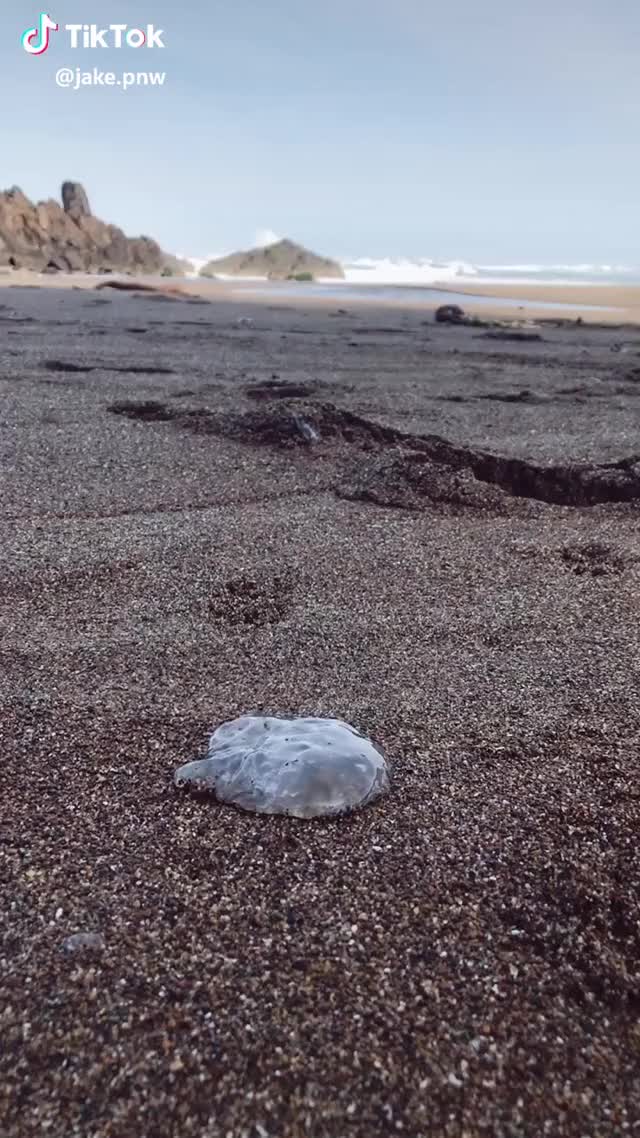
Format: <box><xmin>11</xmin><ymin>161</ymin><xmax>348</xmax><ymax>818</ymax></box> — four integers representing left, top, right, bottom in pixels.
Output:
<box><xmin>109</xmin><ymin>399</ymin><xmax>176</xmax><ymax>422</ymax></box>
<box><xmin>244</xmin><ymin>379</ymin><xmax>316</xmax><ymax>401</ymax></box>
<box><xmin>560</xmin><ymin>540</ymin><xmax>633</xmax><ymax>577</ymax></box>
<box><xmin>109</xmin><ymin>398</ymin><xmax>396</xmax><ymax>448</ymax></box>
<box><xmin>292</xmin><ymin>414</ymin><xmax>320</xmax><ymax>443</ymax></box>
<box><xmin>94</xmin><ymin>280</ymin><xmax>189</xmax><ymax>299</ymax></box>
<box><xmin>62</xmin><ymin>932</ymin><xmax>105</xmax><ymax>954</ymax></box>
<box><xmin>435</xmin><ymin>304</ymin><xmax>465</xmax><ymax>324</ymax></box>
<box><xmin>434</xmin><ymin>308</ymin><xmax>539</xmax><ymax>331</ymax></box>
<box><xmin>482</xmin><ymin>330</ymin><xmax>543</xmax><ymax>342</ymax></box>
<box><xmin>174</xmin><ymin>715</ymin><xmax>389</xmax><ymax>818</ymax></box>
<box><xmin>477</xmin><ymin>389</ymin><xmax>547</xmax><ymax>404</ymax></box>
<box><xmin>44</xmin><ymin>360</ymin><xmax>174</xmax><ymax>376</ymax></box>
<box><xmin>235</xmin><ymin>316</ymin><xmax>254</xmax><ymax>327</ymax></box>
<box><xmin>41</xmin><ymin>359</ymin><xmax>92</xmax><ymax>373</ymax></box>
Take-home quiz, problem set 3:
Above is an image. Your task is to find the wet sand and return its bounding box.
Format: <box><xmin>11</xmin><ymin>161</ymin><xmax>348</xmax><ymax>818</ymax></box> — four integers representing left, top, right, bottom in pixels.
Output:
<box><xmin>4</xmin><ymin>267</ymin><xmax>640</xmax><ymax>324</ymax></box>
<box><xmin>441</xmin><ymin>279</ymin><xmax>640</xmax><ymax>325</ymax></box>
<box><xmin>1</xmin><ymin>285</ymin><xmax>640</xmax><ymax>1137</ymax></box>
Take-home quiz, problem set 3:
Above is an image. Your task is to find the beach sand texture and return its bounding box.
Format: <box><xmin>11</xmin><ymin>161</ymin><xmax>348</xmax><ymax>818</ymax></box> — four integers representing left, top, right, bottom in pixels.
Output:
<box><xmin>1</xmin><ymin>284</ymin><xmax>640</xmax><ymax>1137</ymax></box>
<box><xmin>4</xmin><ymin>265</ymin><xmax>640</xmax><ymax>322</ymax></box>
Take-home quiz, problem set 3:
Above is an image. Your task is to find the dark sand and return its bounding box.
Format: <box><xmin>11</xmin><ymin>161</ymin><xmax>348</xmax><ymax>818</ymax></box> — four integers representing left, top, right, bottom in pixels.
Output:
<box><xmin>2</xmin><ymin>287</ymin><xmax>640</xmax><ymax>1137</ymax></box>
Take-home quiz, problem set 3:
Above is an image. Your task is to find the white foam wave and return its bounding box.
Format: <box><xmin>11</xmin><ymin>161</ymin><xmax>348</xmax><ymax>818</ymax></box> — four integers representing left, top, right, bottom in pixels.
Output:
<box><xmin>342</xmin><ymin>258</ymin><xmax>640</xmax><ymax>286</ymax></box>
<box><xmin>254</xmin><ymin>228</ymin><xmax>281</xmax><ymax>248</ymax></box>
<box><xmin>342</xmin><ymin>257</ymin><xmax>477</xmax><ymax>285</ymax></box>
<box><xmin>176</xmin><ymin>254</ymin><xmax>213</xmax><ymax>278</ymax></box>
<box><xmin>478</xmin><ymin>263</ymin><xmax>638</xmax><ymax>274</ymax></box>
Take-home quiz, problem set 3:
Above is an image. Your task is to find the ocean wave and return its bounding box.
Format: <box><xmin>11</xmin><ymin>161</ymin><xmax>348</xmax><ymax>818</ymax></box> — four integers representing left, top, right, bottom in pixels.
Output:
<box><xmin>342</xmin><ymin>257</ymin><xmax>477</xmax><ymax>285</ymax></box>
<box><xmin>478</xmin><ymin>263</ymin><xmax>639</xmax><ymax>274</ymax></box>
<box><xmin>176</xmin><ymin>249</ymin><xmax>640</xmax><ymax>287</ymax></box>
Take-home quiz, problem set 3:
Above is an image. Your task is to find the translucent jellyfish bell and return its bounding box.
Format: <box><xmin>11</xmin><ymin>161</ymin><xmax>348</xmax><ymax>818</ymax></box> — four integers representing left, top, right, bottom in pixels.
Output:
<box><xmin>174</xmin><ymin>715</ymin><xmax>389</xmax><ymax>818</ymax></box>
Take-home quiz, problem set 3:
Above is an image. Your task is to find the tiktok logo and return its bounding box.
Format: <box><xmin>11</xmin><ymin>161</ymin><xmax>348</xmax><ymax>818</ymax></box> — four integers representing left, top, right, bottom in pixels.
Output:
<box><xmin>21</xmin><ymin>12</ymin><xmax>59</xmax><ymax>55</ymax></box>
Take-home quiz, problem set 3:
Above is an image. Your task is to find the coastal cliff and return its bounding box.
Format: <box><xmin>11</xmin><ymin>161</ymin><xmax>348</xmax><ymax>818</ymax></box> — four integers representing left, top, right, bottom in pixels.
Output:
<box><xmin>0</xmin><ymin>182</ymin><xmax>184</xmax><ymax>276</ymax></box>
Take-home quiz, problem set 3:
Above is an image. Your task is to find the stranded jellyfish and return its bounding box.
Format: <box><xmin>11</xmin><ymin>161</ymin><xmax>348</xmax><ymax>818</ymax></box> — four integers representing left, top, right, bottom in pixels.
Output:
<box><xmin>174</xmin><ymin>715</ymin><xmax>389</xmax><ymax>819</ymax></box>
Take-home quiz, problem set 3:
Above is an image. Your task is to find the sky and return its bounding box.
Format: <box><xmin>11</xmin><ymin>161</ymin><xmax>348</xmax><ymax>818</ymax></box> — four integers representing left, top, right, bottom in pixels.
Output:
<box><xmin>2</xmin><ymin>0</ymin><xmax>640</xmax><ymax>264</ymax></box>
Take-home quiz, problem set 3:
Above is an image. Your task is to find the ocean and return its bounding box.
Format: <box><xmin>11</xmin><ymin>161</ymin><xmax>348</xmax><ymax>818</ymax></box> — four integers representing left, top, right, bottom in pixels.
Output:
<box><xmin>185</xmin><ymin>254</ymin><xmax>640</xmax><ymax>288</ymax></box>
<box><xmin>341</xmin><ymin>258</ymin><xmax>640</xmax><ymax>288</ymax></box>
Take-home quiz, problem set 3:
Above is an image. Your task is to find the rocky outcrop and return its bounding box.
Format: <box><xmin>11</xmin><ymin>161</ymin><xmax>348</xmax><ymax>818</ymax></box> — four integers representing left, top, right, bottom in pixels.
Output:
<box><xmin>200</xmin><ymin>238</ymin><xmax>344</xmax><ymax>280</ymax></box>
<box><xmin>435</xmin><ymin>304</ymin><xmax>466</xmax><ymax>324</ymax></box>
<box><xmin>160</xmin><ymin>253</ymin><xmax>194</xmax><ymax>277</ymax></box>
<box><xmin>61</xmin><ymin>181</ymin><xmax>91</xmax><ymax>221</ymax></box>
<box><xmin>0</xmin><ymin>182</ymin><xmax>181</xmax><ymax>276</ymax></box>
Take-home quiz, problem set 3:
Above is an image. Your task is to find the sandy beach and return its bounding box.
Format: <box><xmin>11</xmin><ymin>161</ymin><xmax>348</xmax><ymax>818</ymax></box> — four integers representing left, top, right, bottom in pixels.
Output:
<box><xmin>4</xmin><ymin>267</ymin><xmax>640</xmax><ymax>324</ymax></box>
<box><xmin>2</xmin><ymin>282</ymin><xmax>640</xmax><ymax>1137</ymax></box>
<box><xmin>440</xmin><ymin>279</ymin><xmax>640</xmax><ymax>325</ymax></box>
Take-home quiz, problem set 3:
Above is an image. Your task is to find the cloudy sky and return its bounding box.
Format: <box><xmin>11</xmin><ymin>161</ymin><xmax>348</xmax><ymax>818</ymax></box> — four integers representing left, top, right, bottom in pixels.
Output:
<box><xmin>3</xmin><ymin>0</ymin><xmax>639</xmax><ymax>263</ymax></box>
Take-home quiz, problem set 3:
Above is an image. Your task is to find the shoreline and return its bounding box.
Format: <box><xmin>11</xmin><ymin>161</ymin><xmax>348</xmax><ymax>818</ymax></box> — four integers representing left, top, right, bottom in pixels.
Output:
<box><xmin>435</xmin><ymin>278</ymin><xmax>640</xmax><ymax>321</ymax></box>
<box><xmin>4</xmin><ymin>267</ymin><xmax>640</xmax><ymax>325</ymax></box>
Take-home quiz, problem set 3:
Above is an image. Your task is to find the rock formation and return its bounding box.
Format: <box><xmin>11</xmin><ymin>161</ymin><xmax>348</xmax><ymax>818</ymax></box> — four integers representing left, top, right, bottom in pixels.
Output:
<box><xmin>199</xmin><ymin>238</ymin><xmax>344</xmax><ymax>280</ymax></box>
<box><xmin>61</xmin><ymin>181</ymin><xmax>91</xmax><ymax>221</ymax></box>
<box><xmin>435</xmin><ymin>304</ymin><xmax>466</xmax><ymax>324</ymax></box>
<box><xmin>0</xmin><ymin>182</ymin><xmax>182</xmax><ymax>276</ymax></box>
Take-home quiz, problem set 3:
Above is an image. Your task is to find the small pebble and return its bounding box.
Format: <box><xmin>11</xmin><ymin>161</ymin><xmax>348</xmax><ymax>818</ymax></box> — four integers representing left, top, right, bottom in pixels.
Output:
<box><xmin>62</xmin><ymin>932</ymin><xmax>106</xmax><ymax>954</ymax></box>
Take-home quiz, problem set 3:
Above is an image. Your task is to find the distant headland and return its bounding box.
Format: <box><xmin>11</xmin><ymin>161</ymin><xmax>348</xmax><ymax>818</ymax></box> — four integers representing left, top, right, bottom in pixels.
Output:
<box><xmin>198</xmin><ymin>238</ymin><xmax>344</xmax><ymax>281</ymax></box>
